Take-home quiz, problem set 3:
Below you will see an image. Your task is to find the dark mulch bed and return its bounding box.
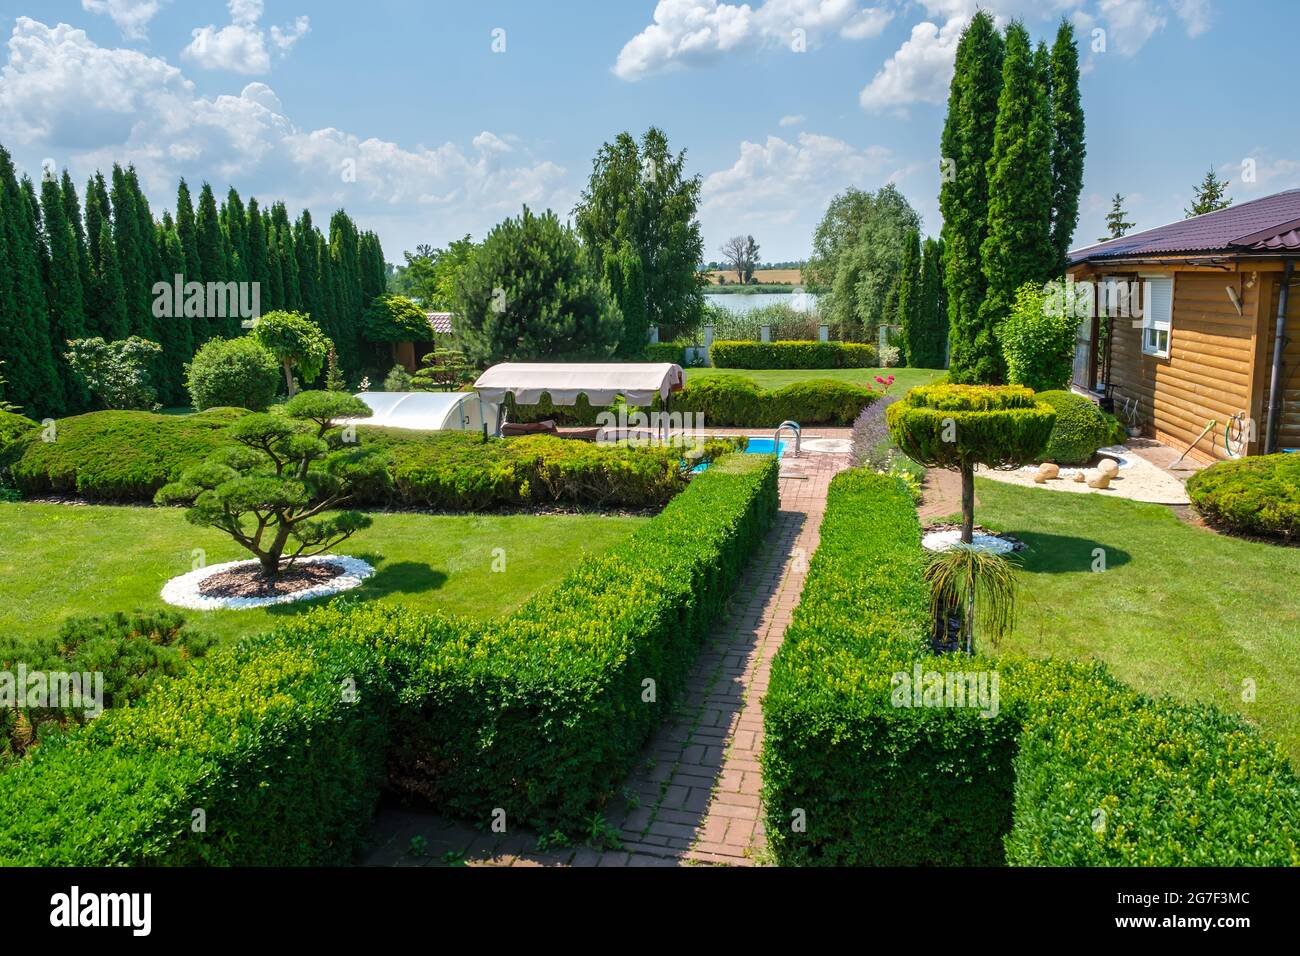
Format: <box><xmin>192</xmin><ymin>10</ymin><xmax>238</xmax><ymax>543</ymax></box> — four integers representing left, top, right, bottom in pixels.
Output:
<box><xmin>198</xmin><ymin>561</ymin><xmax>345</xmax><ymax>599</ymax></box>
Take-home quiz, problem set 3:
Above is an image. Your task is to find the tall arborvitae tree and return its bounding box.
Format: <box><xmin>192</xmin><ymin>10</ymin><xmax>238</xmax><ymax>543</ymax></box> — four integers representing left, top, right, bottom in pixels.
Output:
<box><xmin>61</xmin><ymin>170</ymin><xmax>92</xmax><ymax>299</ymax></box>
<box><xmin>175</xmin><ymin>178</ymin><xmax>201</xmax><ymax>282</ymax></box>
<box><xmin>915</xmin><ymin>237</ymin><xmax>948</xmax><ymax>369</ymax></box>
<box><xmin>358</xmin><ymin>230</ymin><xmax>387</xmax><ymax>303</ymax></box>
<box><xmin>195</xmin><ymin>183</ymin><xmax>230</xmax><ymax>338</ymax></box>
<box><xmin>109</xmin><ymin>165</ymin><xmax>147</xmax><ymax>337</ymax></box>
<box><xmin>1099</xmin><ymin>193</ymin><xmax>1135</xmax><ymax>242</ymax></box>
<box><xmin>0</xmin><ymin>149</ymin><xmax>62</xmax><ymax>416</ymax></box>
<box><xmin>245</xmin><ymin>197</ymin><xmax>271</xmax><ymax>310</ymax></box>
<box><xmin>40</xmin><ymin>171</ymin><xmax>89</xmax><ymax>410</ymax></box>
<box><xmin>272</xmin><ymin>203</ymin><xmax>299</xmax><ymax>311</ymax></box>
<box><xmin>90</xmin><ymin>219</ymin><xmax>129</xmax><ymax>342</ymax></box>
<box><xmin>23</xmin><ymin>176</ymin><xmax>50</xmax><ymax>288</ymax></box>
<box><xmin>329</xmin><ymin>210</ymin><xmax>362</xmax><ymax>333</ymax></box>
<box><xmin>265</xmin><ymin>216</ymin><xmax>285</xmax><ymax>311</ymax></box>
<box><xmin>1049</xmin><ymin>20</ymin><xmax>1085</xmax><ymax>272</ymax></box>
<box><xmin>940</xmin><ymin>11</ymin><xmax>1004</xmax><ymax>384</ymax></box>
<box><xmin>127</xmin><ymin>167</ymin><xmax>161</xmax><ymax>341</ymax></box>
<box><xmin>221</xmin><ymin>187</ymin><xmax>250</xmax><ymax>284</ymax></box>
<box><xmin>1186</xmin><ymin>167</ymin><xmax>1233</xmax><ymax>217</ymax></box>
<box><xmin>978</xmin><ymin>21</ymin><xmax>1054</xmax><ymax>379</ymax></box>
<box><xmin>294</xmin><ymin>211</ymin><xmax>320</xmax><ymax>329</ymax></box>
<box><xmin>155</xmin><ymin>214</ymin><xmax>193</xmax><ymax>404</ymax></box>
<box><xmin>896</xmin><ymin>228</ymin><xmax>921</xmax><ymax>367</ymax></box>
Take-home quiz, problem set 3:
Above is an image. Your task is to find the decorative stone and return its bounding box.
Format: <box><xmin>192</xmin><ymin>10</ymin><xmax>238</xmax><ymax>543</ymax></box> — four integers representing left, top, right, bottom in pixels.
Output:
<box><xmin>1097</xmin><ymin>458</ymin><xmax>1120</xmax><ymax>478</ymax></box>
<box><xmin>1071</xmin><ymin>472</ymin><xmax>1086</xmax><ymax>483</ymax></box>
<box><xmin>1087</xmin><ymin>473</ymin><xmax>1112</xmax><ymax>489</ymax></box>
<box><xmin>1036</xmin><ymin>462</ymin><xmax>1060</xmax><ymax>481</ymax></box>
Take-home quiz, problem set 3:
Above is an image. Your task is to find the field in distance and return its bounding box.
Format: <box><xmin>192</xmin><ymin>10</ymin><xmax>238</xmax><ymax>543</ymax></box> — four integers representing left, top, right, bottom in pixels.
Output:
<box><xmin>706</xmin><ymin>268</ymin><xmax>803</xmax><ymax>285</ymax></box>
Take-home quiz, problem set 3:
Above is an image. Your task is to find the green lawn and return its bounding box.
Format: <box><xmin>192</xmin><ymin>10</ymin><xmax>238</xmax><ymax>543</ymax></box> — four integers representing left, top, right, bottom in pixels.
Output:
<box><xmin>686</xmin><ymin>366</ymin><xmax>944</xmax><ymax>392</ymax></box>
<box><xmin>970</xmin><ymin>478</ymin><xmax>1300</xmax><ymax>763</ymax></box>
<box><xmin>0</xmin><ymin>502</ymin><xmax>644</xmax><ymax>647</ymax></box>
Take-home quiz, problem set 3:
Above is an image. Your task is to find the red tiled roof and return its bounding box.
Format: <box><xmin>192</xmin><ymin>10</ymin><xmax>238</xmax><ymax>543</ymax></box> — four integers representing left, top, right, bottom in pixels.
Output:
<box><xmin>426</xmin><ymin>312</ymin><xmax>453</xmax><ymax>334</ymax></box>
<box><xmin>1070</xmin><ymin>189</ymin><xmax>1300</xmax><ymax>264</ymax></box>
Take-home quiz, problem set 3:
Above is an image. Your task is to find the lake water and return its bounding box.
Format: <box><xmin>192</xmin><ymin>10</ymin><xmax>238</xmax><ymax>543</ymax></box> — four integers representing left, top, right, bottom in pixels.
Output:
<box><xmin>703</xmin><ymin>291</ymin><xmax>820</xmax><ymax>314</ymax></box>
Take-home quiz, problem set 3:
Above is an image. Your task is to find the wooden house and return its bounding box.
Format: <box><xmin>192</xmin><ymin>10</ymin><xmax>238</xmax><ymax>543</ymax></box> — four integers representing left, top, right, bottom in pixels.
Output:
<box><xmin>1067</xmin><ymin>189</ymin><xmax>1299</xmax><ymax>462</ymax></box>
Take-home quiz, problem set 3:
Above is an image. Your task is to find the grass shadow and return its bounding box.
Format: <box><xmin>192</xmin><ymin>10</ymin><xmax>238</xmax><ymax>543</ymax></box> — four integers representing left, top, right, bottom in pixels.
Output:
<box><xmin>263</xmin><ymin>557</ymin><xmax>447</xmax><ymax>618</ymax></box>
<box><xmin>1004</xmin><ymin>530</ymin><xmax>1132</xmax><ymax>574</ymax></box>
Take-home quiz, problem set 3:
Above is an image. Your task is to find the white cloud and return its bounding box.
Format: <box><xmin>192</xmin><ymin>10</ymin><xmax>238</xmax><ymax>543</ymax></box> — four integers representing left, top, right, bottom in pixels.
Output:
<box><xmin>858</xmin><ymin>17</ymin><xmax>964</xmax><ymax>113</ymax></box>
<box><xmin>0</xmin><ymin>18</ymin><xmax>570</xmax><ymax>256</ymax></box>
<box><xmin>778</xmin><ymin>113</ymin><xmax>805</xmax><ymax>127</ymax></box>
<box><xmin>614</xmin><ymin>0</ymin><xmax>892</xmax><ymax>81</ymax></box>
<box><xmin>701</xmin><ymin>132</ymin><xmax>901</xmax><ymax>253</ymax></box>
<box><xmin>1170</xmin><ymin>0</ymin><xmax>1211</xmax><ymax>36</ymax></box>
<box><xmin>81</xmin><ymin>0</ymin><xmax>170</xmax><ymax>41</ymax></box>
<box><xmin>1097</xmin><ymin>0</ymin><xmax>1166</xmax><ymax>56</ymax></box>
<box><xmin>183</xmin><ymin>0</ymin><xmax>309</xmax><ymax>74</ymax></box>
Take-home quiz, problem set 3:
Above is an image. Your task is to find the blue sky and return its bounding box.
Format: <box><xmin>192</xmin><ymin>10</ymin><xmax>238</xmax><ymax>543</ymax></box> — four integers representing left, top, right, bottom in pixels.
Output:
<box><xmin>0</xmin><ymin>1</ymin><xmax>1295</xmax><ymax>264</ymax></box>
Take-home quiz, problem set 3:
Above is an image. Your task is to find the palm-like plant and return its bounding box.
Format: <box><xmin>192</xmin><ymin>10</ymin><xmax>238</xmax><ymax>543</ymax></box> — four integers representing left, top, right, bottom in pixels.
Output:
<box><xmin>924</xmin><ymin>545</ymin><xmax>1019</xmax><ymax>655</ymax></box>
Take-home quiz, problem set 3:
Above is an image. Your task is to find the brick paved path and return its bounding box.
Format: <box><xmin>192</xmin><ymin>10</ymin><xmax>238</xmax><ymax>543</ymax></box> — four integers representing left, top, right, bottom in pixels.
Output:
<box><xmin>363</xmin><ymin>450</ymin><xmax>851</xmax><ymax>868</ymax></box>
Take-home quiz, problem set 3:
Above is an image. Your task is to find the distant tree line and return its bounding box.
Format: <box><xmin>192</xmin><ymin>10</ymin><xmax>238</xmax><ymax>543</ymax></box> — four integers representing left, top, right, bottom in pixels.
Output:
<box><xmin>0</xmin><ymin>142</ymin><xmax>385</xmax><ymax>417</ymax></box>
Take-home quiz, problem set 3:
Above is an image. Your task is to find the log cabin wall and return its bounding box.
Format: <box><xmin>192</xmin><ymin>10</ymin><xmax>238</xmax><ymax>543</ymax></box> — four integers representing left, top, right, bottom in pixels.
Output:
<box><xmin>1106</xmin><ymin>268</ymin><xmax>1259</xmax><ymax>463</ymax></box>
<box><xmin>1260</xmin><ymin>270</ymin><xmax>1300</xmax><ymax>451</ymax></box>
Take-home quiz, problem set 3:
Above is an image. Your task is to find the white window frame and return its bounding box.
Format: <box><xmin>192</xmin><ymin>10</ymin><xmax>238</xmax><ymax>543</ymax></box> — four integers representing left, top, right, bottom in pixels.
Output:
<box><xmin>1140</xmin><ymin>274</ymin><xmax>1173</xmax><ymax>358</ymax></box>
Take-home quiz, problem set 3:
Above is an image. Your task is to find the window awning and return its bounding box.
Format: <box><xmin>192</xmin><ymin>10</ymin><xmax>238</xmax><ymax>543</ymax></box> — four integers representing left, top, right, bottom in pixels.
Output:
<box><xmin>472</xmin><ymin>363</ymin><xmax>685</xmax><ymax>407</ymax></box>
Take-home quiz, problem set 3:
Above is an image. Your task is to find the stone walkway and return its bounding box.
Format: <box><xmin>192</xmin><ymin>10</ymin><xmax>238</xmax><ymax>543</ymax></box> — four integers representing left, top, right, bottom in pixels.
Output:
<box><xmin>362</xmin><ymin>450</ymin><xmax>852</xmax><ymax>868</ymax></box>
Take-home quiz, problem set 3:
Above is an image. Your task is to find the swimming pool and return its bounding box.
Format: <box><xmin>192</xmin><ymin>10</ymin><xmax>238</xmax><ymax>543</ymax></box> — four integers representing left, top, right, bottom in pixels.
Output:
<box><xmin>689</xmin><ymin>438</ymin><xmax>786</xmax><ymax>473</ymax></box>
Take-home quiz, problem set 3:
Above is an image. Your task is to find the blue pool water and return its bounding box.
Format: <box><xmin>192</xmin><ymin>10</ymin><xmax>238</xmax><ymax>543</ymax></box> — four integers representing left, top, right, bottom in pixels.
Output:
<box><xmin>690</xmin><ymin>438</ymin><xmax>785</xmax><ymax>473</ymax></box>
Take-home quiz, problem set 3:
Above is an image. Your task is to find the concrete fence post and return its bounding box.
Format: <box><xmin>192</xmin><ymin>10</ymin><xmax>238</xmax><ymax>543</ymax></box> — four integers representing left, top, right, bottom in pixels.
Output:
<box><xmin>760</xmin><ymin>325</ymin><xmax>771</xmax><ymax>343</ymax></box>
<box><xmin>819</xmin><ymin>324</ymin><xmax>829</xmax><ymax>342</ymax></box>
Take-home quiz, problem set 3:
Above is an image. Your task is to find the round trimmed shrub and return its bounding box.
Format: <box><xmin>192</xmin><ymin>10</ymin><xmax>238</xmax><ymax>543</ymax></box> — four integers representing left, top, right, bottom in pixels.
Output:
<box><xmin>186</xmin><ymin>337</ymin><xmax>281</xmax><ymax>411</ymax></box>
<box><xmin>1035</xmin><ymin>390</ymin><xmax>1127</xmax><ymax>465</ymax></box>
<box><xmin>887</xmin><ymin>384</ymin><xmax>1056</xmax><ymax>542</ymax></box>
<box><xmin>1187</xmin><ymin>453</ymin><xmax>1300</xmax><ymax>540</ymax></box>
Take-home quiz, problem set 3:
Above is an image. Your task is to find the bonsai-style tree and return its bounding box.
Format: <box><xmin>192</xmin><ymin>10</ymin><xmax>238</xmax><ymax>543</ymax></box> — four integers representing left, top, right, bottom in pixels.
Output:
<box><xmin>156</xmin><ymin>391</ymin><xmax>388</xmax><ymax>580</ymax></box>
<box><xmin>251</xmin><ymin>311</ymin><xmax>331</xmax><ymax>397</ymax></box>
<box><xmin>412</xmin><ymin>346</ymin><xmax>474</xmax><ymax>391</ymax></box>
<box><xmin>887</xmin><ymin>384</ymin><xmax>1055</xmax><ymax>543</ymax></box>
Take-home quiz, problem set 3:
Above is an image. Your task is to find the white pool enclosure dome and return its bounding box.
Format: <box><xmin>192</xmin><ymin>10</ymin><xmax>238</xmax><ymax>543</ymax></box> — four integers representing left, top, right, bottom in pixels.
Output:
<box><xmin>351</xmin><ymin>391</ymin><xmax>497</xmax><ymax>433</ymax></box>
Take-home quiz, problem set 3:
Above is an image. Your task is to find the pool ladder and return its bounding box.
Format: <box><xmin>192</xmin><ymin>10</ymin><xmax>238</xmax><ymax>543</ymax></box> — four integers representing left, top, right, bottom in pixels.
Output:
<box><xmin>775</xmin><ymin>420</ymin><xmax>801</xmax><ymax>457</ymax></box>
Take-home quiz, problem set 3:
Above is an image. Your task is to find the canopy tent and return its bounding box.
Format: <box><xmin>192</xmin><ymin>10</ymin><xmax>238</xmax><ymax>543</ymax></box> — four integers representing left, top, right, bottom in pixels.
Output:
<box><xmin>349</xmin><ymin>391</ymin><xmax>496</xmax><ymax>432</ymax></box>
<box><xmin>472</xmin><ymin>363</ymin><xmax>685</xmax><ymax>407</ymax></box>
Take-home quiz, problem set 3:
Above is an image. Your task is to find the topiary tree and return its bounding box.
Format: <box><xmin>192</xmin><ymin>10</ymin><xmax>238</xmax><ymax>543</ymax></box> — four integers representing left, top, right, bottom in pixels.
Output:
<box><xmin>251</xmin><ymin>311</ymin><xmax>331</xmax><ymax>397</ymax></box>
<box><xmin>887</xmin><ymin>384</ymin><xmax>1056</xmax><ymax>543</ymax></box>
<box><xmin>1035</xmin><ymin>390</ymin><xmax>1127</xmax><ymax>464</ymax></box>
<box><xmin>64</xmin><ymin>336</ymin><xmax>163</xmax><ymax>411</ymax></box>
<box><xmin>156</xmin><ymin>391</ymin><xmax>389</xmax><ymax>580</ymax></box>
<box><xmin>186</xmin><ymin>336</ymin><xmax>281</xmax><ymax>411</ymax></box>
<box><xmin>412</xmin><ymin>346</ymin><xmax>474</xmax><ymax>391</ymax></box>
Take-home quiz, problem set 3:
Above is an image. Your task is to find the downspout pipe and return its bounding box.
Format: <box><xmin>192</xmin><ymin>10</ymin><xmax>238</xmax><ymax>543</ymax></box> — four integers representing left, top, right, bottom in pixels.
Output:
<box><xmin>1264</xmin><ymin>259</ymin><xmax>1294</xmax><ymax>455</ymax></box>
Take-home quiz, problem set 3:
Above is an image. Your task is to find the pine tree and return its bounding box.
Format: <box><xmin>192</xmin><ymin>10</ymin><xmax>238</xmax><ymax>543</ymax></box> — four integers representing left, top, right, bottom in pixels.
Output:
<box><xmin>1186</xmin><ymin>167</ymin><xmax>1233</xmax><ymax>217</ymax></box>
<box><xmin>41</xmin><ymin>170</ymin><xmax>90</xmax><ymax>410</ymax></box>
<box><xmin>1100</xmin><ymin>193</ymin><xmax>1135</xmax><ymax>241</ymax></box>
<box><xmin>175</xmin><ymin>178</ymin><xmax>202</xmax><ymax>282</ymax></box>
<box><xmin>978</xmin><ymin>21</ymin><xmax>1055</xmax><ymax>380</ymax></box>
<box><xmin>1049</xmin><ymin>20</ymin><xmax>1084</xmax><ymax>272</ymax></box>
<box><xmin>896</xmin><ymin>228</ymin><xmax>921</xmax><ymax>367</ymax></box>
<box><xmin>939</xmin><ymin>11</ymin><xmax>1004</xmax><ymax>385</ymax></box>
<box><xmin>0</xmin><ymin>148</ymin><xmax>62</xmax><ymax>416</ymax></box>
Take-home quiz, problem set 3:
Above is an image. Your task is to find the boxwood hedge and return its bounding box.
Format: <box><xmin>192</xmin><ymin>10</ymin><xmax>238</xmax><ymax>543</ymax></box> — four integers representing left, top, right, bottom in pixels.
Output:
<box><xmin>1186</xmin><ymin>452</ymin><xmax>1300</xmax><ymax>541</ymax></box>
<box><xmin>673</xmin><ymin>375</ymin><xmax>876</xmax><ymax>427</ymax></box>
<box><xmin>709</xmin><ymin>340</ymin><xmax>878</xmax><ymax>369</ymax></box>
<box><xmin>1034</xmin><ymin>390</ymin><xmax>1128</xmax><ymax>465</ymax></box>
<box><xmin>762</xmin><ymin>470</ymin><xmax>1300</xmax><ymax>866</ymax></box>
<box><xmin>0</xmin><ymin>454</ymin><xmax>778</xmax><ymax>864</ymax></box>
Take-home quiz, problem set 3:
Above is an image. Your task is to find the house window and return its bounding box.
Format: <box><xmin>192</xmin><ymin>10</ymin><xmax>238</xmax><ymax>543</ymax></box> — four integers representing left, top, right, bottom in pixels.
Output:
<box><xmin>1141</xmin><ymin>275</ymin><xmax>1173</xmax><ymax>358</ymax></box>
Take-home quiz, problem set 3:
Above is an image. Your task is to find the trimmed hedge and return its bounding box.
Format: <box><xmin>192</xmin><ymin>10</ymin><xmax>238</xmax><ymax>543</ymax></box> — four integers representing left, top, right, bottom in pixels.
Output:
<box><xmin>763</xmin><ymin>470</ymin><xmax>1300</xmax><ymax>866</ymax></box>
<box><xmin>10</xmin><ymin>408</ymin><xmax>248</xmax><ymax>501</ymax></box>
<box><xmin>674</xmin><ymin>376</ymin><xmax>876</xmax><ymax>427</ymax></box>
<box><xmin>709</xmin><ymin>340</ymin><xmax>878</xmax><ymax>369</ymax></box>
<box><xmin>0</xmin><ymin>455</ymin><xmax>779</xmax><ymax>863</ymax></box>
<box><xmin>1186</xmin><ymin>453</ymin><xmax>1300</xmax><ymax>541</ymax></box>
<box><xmin>1035</xmin><ymin>390</ymin><xmax>1127</xmax><ymax>465</ymax></box>
<box><xmin>643</xmin><ymin>343</ymin><xmax>685</xmax><ymax>364</ymax></box>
